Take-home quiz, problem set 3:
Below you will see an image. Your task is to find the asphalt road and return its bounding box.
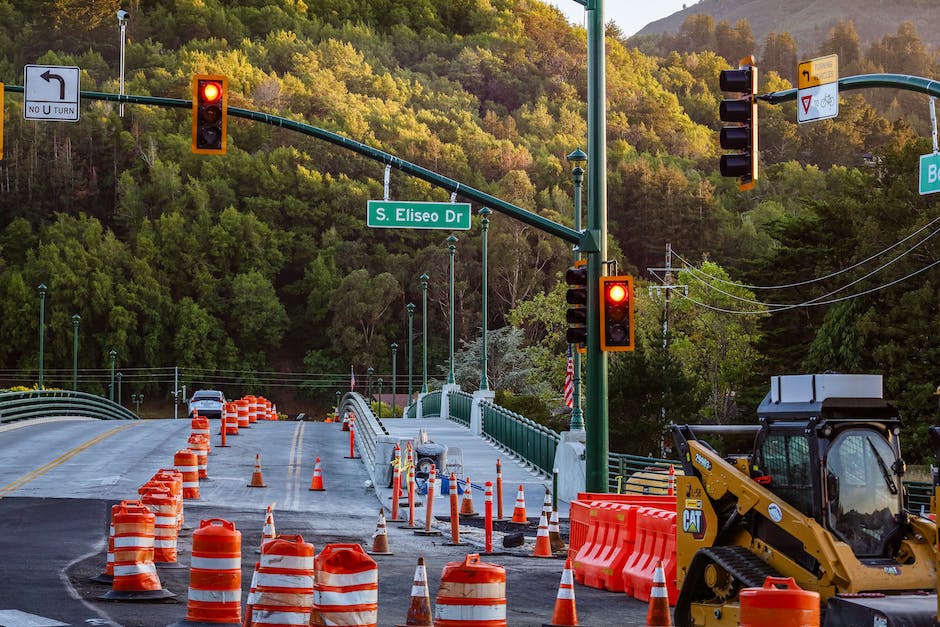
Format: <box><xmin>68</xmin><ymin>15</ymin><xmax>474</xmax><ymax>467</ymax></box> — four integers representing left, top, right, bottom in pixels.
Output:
<box><xmin>0</xmin><ymin>417</ymin><xmax>650</xmax><ymax>626</ymax></box>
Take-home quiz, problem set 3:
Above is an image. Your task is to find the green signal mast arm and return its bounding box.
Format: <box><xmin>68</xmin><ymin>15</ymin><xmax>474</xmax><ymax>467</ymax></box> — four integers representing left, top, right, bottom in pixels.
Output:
<box><xmin>762</xmin><ymin>73</ymin><xmax>940</xmax><ymax>104</ymax></box>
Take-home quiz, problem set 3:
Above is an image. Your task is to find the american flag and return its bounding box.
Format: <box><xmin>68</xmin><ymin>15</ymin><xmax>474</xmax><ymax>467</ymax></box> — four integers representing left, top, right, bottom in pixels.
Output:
<box><xmin>563</xmin><ymin>346</ymin><xmax>574</xmax><ymax>409</ymax></box>
<box><xmin>350</xmin><ymin>365</ymin><xmax>356</xmax><ymax>392</ymax></box>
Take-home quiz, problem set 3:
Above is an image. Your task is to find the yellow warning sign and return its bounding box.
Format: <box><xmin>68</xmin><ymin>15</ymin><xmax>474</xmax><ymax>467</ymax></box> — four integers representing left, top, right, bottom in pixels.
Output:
<box><xmin>798</xmin><ymin>54</ymin><xmax>838</xmax><ymax>89</ymax></box>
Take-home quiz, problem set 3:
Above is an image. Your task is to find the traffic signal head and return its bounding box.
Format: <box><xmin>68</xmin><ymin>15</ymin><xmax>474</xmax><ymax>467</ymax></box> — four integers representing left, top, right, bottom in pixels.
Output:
<box><xmin>718</xmin><ymin>59</ymin><xmax>757</xmax><ymax>190</ymax></box>
<box><xmin>599</xmin><ymin>275</ymin><xmax>634</xmax><ymax>352</ymax></box>
<box><xmin>565</xmin><ymin>264</ymin><xmax>588</xmax><ymax>345</ymax></box>
<box><xmin>192</xmin><ymin>75</ymin><xmax>227</xmax><ymax>154</ymax></box>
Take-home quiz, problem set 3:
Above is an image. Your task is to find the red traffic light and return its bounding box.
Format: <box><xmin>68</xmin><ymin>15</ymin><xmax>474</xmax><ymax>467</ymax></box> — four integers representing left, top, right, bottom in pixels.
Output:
<box><xmin>192</xmin><ymin>75</ymin><xmax>227</xmax><ymax>154</ymax></box>
<box><xmin>599</xmin><ymin>275</ymin><xmax>634</xmax><ymax>352</ymax></box>
<box><xmin>200</xmin><ymin>81</ymin><xmax>222</xmax><ymax>103</ymax></box>
<box><xmin>606</xmin><ymin>282</ymin><xmax>627</xmax><ymax>304</ymax></box>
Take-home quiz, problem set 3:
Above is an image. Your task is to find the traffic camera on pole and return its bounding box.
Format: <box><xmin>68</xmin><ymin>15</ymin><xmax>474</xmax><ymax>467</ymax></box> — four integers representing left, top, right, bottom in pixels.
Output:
<box><xmin>719</xmin><ymin>56</ymin><xmax>758</xmax><ymax>190</ymax></box>
<box><xmin>192</xmin><ymin>75</ymin><xmax>227</xmax><ymax>154</ymax></box>
<box><xmin>565</xmin><ymin>261</ymin><xmax>588</xmax><ymax>345</ymax></box>
<box><xmin>599</xmin><ymin>275</ymin><xmax>634</xmax><ymax>352</ymax></box>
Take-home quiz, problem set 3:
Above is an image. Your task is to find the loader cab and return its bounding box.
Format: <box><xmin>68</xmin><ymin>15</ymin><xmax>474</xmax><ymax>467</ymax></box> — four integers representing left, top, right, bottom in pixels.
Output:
<box><xmin>755</xmin><ymin>375</ymin><xmax>906</xmax><ymax>559</ymax></box>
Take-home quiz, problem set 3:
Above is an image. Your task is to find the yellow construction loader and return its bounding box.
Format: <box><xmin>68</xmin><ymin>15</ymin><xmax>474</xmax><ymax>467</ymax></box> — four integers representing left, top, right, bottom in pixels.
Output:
<box><xmin>672</xmin><ymin>374</ymin><xmax>939</xmax><ymax>627</ymax></box>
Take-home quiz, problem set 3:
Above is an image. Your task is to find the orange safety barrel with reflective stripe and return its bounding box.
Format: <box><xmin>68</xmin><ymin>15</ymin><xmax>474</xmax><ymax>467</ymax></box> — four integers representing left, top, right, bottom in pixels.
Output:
<box><xmin>184</xmin><ymin>518</ymin><xmax>242</xmax><ymax>625</ymax></box>
<box><xmin>187</xmin><ymin>434</ymin><xmax>210</xmax><ymax>479</ymax></box>
<box><xmin>111</xmin><ymin>501</ymin><xmax>162</xmax><ymax>592</ymax></box>
<box><xmin>191</xmin><ymin>416</ymin><xmax>211</xmax><ymax>452</ymax></box>
<box><xmin>139</xmin><ymin>484</ymin><xmax>178</xmax><ymax>563</ymax></box>
<box><xmin>236</xmin><ymin>399</ymin><xmax>250</xmax><ymax>428</ymax></box>
<box><xmin>250</xmin><ymin>535</ymin><xmax>315</xmax><ymax>627</ymax></box>
<box><xmin>246</xmin><ymin>396</ymin><xmax>259</xmax><ymax>424</ymax></box>
<box><xmin>312</xmin><ymin>543</ymin><xmax>378</xmax><ymax>627</ymax></box>
<box><xmin>434</xmin><ymin>553</ymin><xmax>506</xmax><ymax>627</ymax></box>
<box><xmin>224</xmin><ymin>402</ymin><xmax>239</xmax><ymax>434</ymax></box>
<box><xmin>152</xmin><ymin>469</ymin><xmax>184</xmax><ymax>528</ymax></box>
<box><xmin>174</xmin><ymin>449</ymin><xmax>200</xmax><ymax>499</ymax></box>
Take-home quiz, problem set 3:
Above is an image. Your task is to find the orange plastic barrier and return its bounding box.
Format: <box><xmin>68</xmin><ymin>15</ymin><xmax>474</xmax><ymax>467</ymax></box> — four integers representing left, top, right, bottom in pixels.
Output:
<box><xmin>740</xmin><ymin>577</ymin><xmax>819</xmax><ymax>627</ymax></box>
<box><xmin>622</xmin><ymin>507</ymin><xmax>678</xmax><ymax>604</ymax></box>
<box><xmin>568</xmin><ymin>493</ymin><xmax>675</xmax><ymax>558</ymax></box>
<box><xmin>572</xmin><ymin>502</ymin><xmax>638</xmax><ymax>591</ymax></box>
<box><xmin>312</xmin><ymin>543</ymin><xmax>378</xmax><ymax>627</ymax></box>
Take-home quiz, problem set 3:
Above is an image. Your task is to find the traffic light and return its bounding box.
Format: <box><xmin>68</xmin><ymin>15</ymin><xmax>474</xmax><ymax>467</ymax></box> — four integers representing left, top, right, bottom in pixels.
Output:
<box><xmin>599</xmin><ymin>275</ymin><xmax>634</xmax><ymax>352</ymax></box>
<box><xmin>719</xmin><ymin>57</ymin><xmax>758</xmax><ymax>190</ymax></box>
<box><xmin>192</xmin><ymin>75</ymin><xmax>227</xmax><ymax>154</ymax></box>
<box><xmin>565</xmin><ymin>262</ymin><xmax>588</xmax><ymax>345</ymax></box>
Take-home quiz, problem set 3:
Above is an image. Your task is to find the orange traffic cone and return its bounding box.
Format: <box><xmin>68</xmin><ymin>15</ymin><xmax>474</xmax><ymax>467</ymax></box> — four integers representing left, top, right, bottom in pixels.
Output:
<box><xmin>542</xmin><ymin>559</ymin><xmax>578</xmax><ymax>627</ymax></box>
<box><xmin>243</xmin><ymin>561</ymin><xmax>260</xmax><ymax>627</ymax></box>
<box><xmin>533</xmin><ymin>513</ymin><xmax>553</xmax><ymax>558</ymax></box>
<box><xmin>396</xmin><ymin>557</ymin><xmax>433</xmax><ymax>627</ymax></box>
<box><xmin>645</xmin><ymin>560</ymin><xmax>673</xmax><ymax>627</ymax></box>
<box><xmin>247</xmin><ymin>454</ymin><xmax>266</xmax><ymax>488</ymax></box>
<box><xmin>511</xmin><ymin>484</ymin><xmax>528</xmax><ymax>524</ymax></box>
<box><xmin>367</xmin><ymin>508</ymin><xmax>393</xmax><ymax>555</ymax></box>
<box><xmin>667</xmin><ymin>464</ymin><xmax>675</xmax><ymax>496</ymax></box>
<box><xmin>549</xmin><ymin>509</ymin><xmax>566</xmax><ymax>554</ymax></box>
<box><xmin>309</xmin><ymin>457</ymin><xmax>325</xmax><ymax>491</ymax></box>
<box><xmin>257</xmin><ymin>505</ymin><xmax>276</xmax><ymax>554</ymax></box>
<box><xmin>459</xmin><ymin>476</ymin><xmax>477</xmax><ymax>516</ymax></box>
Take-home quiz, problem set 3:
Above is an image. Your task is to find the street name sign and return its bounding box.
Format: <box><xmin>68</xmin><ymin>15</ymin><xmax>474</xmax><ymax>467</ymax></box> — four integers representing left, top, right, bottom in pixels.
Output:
<box><xmin>24</xmin><ymin>64</ymin><xmax>81</xmax><ymax>121</ymax></box>
<box><xmin>367</xmin><ymin>200</ymin><xmax>472</xmax><ymax>230</ymax></box>
<box><xmin>797</xmin><ymin>55</ymin><xmax>838</xmax><ymax>124</ymax></box>
<box><xmin>919</xmin><ymin>152</ymin><xmax>940</xmax><ymax>195</ymax></box>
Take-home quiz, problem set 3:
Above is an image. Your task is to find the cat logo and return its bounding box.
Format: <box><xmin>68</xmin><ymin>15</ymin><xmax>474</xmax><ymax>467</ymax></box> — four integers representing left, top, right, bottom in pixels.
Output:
<box><xmin>682</xmin><ymin>506</ymin><xmax>707</xmax><ymax>540</ymax></box>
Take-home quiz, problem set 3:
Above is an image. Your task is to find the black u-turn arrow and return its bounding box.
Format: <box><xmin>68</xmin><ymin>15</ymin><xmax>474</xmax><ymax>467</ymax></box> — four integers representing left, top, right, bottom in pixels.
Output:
<box><xmin>40</xmin><ymin>70</ymin><xmax>65</xmax><ymax>100</ymax></box>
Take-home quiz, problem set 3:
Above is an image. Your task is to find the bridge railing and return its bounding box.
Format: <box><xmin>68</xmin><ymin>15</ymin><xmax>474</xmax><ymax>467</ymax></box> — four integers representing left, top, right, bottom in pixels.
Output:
<box><xmin>447</xmin><ymin>390</ymin><xmax>473</xmax><ymax>427</ymax></box>
<box><xmin>0</xmin><ymin>389</ymin><xmax>139</xmax><ymax>423</ymax></box>
<box><xmin>480</xmin><ymin>401</ymin><xmax>559</xmax><ymax>476</ymax></box>
<box><xmin>339</xmin><ymin>391</ymin><xmax>389</xmax><ymax>478</ymax></box>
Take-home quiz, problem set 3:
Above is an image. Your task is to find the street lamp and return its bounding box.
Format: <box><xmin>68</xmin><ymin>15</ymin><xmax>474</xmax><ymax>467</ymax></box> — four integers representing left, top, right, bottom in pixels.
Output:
<box><xmin>407</xmin><ymin>302</ymin><xmax>415</xmax><ymax>405</ymax></box>
<box><xmin>479</xmin><ymin>208</ymin><xmax>491</xmax><ymax>391</ymax></box>
<box><xmin>335</xmin><ymin>390</ymin><xmax>341</xmax><ymax>419</ymax></box>
<box><xmin>420</xmin><ymin>274</ymin><xmax>429</xmax><ymax>393</ymax></box>
<box><xmin>367</xmin><ymin>366</ymin><xmax>374</xmax><ymax>401</ymax></box>
<box><xmin>131</xmin><ymin>393</ymin><xmax>143</xmax><ymax>416</ymax></box>
<box><xmin>116</xmin><ymin>372</ymin><xmax>123</xmax><ymax>405</ymax></box>
<box><xmin>566</xmin><ymin>147</ymin><xmax>587</xmax><ymax>432</ymax></box>
<box><xmin>377</xmin><ymin>378</ymin><xmax>383</xmax><ymax>419</ymax></box>
<box><xmin>117</xmin><ymin>9</ymin><xmax>129</xmax><ymax>117</ymax></box>
<box><xmin>38</xmin><ymin>283</ymin><xmax>47</xmax><ymax>389</ymax></box>
<box><xmin>72</xmin><ymin>314</ymin><xmax>80</xmax><ymax>391</ymax></box>
<box><xmin>109</xmin><ymin>349</ymin><xmax>117</xmax><ymax>401</ymax></box>
<box><xmin>446</xmin><ymin>235</ymin><xmax>458</xmax><ymax>385</ymax></box>
<box><xmin>390</xmin><ymin>342</ymin><xmax>398</xmax><ymax>417</ymax></box>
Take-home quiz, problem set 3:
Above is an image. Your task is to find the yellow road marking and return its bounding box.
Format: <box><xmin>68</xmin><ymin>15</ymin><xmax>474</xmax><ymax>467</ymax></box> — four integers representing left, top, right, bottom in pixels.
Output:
<box><xmin>0</xmin><ymin>422</ymin><xmax>139</xmax><ymax>498</ymax></box>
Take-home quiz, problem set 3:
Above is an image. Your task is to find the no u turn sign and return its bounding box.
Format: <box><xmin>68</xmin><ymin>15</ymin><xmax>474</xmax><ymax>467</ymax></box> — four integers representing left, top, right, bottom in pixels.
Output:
<box><xmin>24</xmin><ymin>64</ymin><xmax>81</xmax><ymax>122</ymax></box>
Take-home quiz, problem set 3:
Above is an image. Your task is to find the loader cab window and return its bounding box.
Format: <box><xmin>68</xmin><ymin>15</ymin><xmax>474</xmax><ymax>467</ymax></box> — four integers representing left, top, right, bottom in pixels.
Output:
<box><xmin>759</xmin><ymin>433</ymin><xmax>813</xmax><ymax>517</ymax></box>
<box><xmin>826</xmin><ymin>429</ymin><xmax>900</xmax><ymax>557</ymax></box>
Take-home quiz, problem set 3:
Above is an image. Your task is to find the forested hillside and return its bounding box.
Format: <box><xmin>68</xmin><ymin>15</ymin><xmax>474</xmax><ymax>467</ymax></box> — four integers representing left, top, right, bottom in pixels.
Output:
<box><xmin>0</xmin><ymin>1</ymin><xmax>938</xmax><ymax>460</ymax></box>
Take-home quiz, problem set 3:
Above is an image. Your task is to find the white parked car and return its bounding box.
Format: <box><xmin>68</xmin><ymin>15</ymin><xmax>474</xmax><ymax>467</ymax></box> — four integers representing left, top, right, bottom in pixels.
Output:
<box><xmin>188</xmin><ymin>389</ymin><xmax>226</xmax><ymax>419</ymax></box>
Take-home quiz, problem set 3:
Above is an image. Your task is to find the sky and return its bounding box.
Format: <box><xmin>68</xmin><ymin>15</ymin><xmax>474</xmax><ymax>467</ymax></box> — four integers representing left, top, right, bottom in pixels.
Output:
<box><xmin>544</xmin><ymin>0</ymin><xmax>691</xmax><ymax>37</ymax></box>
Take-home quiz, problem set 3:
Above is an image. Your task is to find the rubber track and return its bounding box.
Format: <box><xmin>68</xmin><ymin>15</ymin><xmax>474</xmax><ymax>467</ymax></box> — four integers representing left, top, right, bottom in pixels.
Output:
<box><xmin>674</xmin><ymin>545</ymin><xmax>780</xmax><ymax>627</ymax></box>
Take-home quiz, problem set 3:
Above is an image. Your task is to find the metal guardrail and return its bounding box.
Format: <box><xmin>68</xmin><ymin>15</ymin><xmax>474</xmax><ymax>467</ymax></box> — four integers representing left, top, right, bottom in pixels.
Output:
<box><xmin>421</xmin><ymin>391</ymin><xmax>441</xmax><ymax>417</ymax></box>
<box><xmin>480</xmin><ymin>401</ymin><xmax>559</xmax><ymax>476</ymax></box>
<box><xmin>447</xmin><ymin>390</ymin><xmax>473</xmax><ymax>427</ymax></box>
<box><xmin>0</xmin><ymin>389</ymin><xmax>139</xmax><ymax>423</ymax></box>
<box><xmin>339</xmin><ymin>392</ymin><xmax>388</xmax><ymax>479</ymax></box>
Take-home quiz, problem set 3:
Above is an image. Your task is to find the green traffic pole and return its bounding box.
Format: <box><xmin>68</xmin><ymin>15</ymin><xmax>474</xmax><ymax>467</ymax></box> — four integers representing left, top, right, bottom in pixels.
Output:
<box><xmin>377</xmin><ymin>378</ymin><xmax>383</xmax><ymax>419</ymax></box>
<box><xmin>109</xmin><ymin>349</ymin><xmax>116</xmax><ymax>402</ymax></box>
<box><xmin>584</xmin><ymin>0</ymin><xmax>609</xmax><ymax>493</ymax></box>
<box><xmin>479</xmin><ymin>208</ymin><xmax>491</xmax><ymax>391</ymax></box>
<box><xmin>117</xmin><ymin>372</ymin><xmax>123</xmax><ymax>405</ymax></box>
<box><xmin>446</xmin><ymin>235</ymin><xmax>458</xmax><ymax>385</ymax></box>
<box><xmin>407</xmin><ymin>302</ymin><xmax>415</xmax><ymax>404</ymax></box>
<box><xmin>421</xmin><ymin>274</ymin><xmax>429</xmax><ymax>394</ymax></box>
<box><xmin>391</xmin><ymin>343</ymin><xmax>398</xmax><ymax>416</ymax></box>
<box><xmin>38</xmin><ymin>283</ymin><xmax>46</xmax><ymax>390</ymax></box>
<box><xmin>72</xmin><ymin>314</ymin><xmax>80</xmax><ymax>391</ymax></box>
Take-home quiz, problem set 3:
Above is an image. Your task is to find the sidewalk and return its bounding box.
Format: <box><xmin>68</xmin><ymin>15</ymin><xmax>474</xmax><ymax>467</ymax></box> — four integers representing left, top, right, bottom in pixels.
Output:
<box><xmin>377</xmin><ymin>417</ymin><xmax>569</xmax><ymax>518</ymax></box>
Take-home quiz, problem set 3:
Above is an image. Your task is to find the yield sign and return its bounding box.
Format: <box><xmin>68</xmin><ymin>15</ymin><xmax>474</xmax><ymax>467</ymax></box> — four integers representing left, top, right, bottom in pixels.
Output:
<box><xmin>797</xmin><ymin>82</ymin><xmax>838</xmax><ymax>123</ymax></box>
<box><xmin>801</xmin><ymin>95</ymin><xmax>813</xmax><ymax>114</ymax></box>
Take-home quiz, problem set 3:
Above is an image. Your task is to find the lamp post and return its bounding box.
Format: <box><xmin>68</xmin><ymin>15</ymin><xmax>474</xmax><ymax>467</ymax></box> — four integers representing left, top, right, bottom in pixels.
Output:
<box><xmin>117</xmin><ymin>9</ymin><xmax>129</xmax><ymax>117</ymax></box>
<box><xmin>377</xmin><ymin>378</ymin><xmax>383</xmax><ymax>419</ymax></box>
<box><xmin>566</xmin><ymin>147</ymin><xmax>587</xmax><ymax>432</ymax></box>
<box><xmin>479</xmin><ymin>208</ymin><xmax>491</xmax><ymax>391</ymax></box>
<box><xmin>116</xmin><ymin>372</ymin><xmax>123</xmax><ymax>405</ymax></box>
<box><xmin>420</xmin><ymin>274</ymin><xmax>429</xmax><ymax>393</ymax></box>
<box><xmin>390</xmin><ymin>342</ymin><xmax>398</xmax><ymax>417</ymax></box>
<box><xmin>367</xmin><ymin>367</ymin><xmax>374</xmax><ymax>402</ymax></box>
<box><xmin>72</xmin><ymin>314</ymin><xmax>80</xmax><ymax>391</ymax></box>
<box><xmin>446</xmin><ymin>235</ymin><xmax>458</xmax><ymax>385</ymax></box>
<box><xmin>131</xmin><ymin>393</ymin><xmax>143</xmax><ymax>416</ymax></box>
<box><xmin>335</xmin><ymin>390</ymin><xmax>341</xmax><ymax>418</ymax></box>
<box><xmin>109</xmin><ymin>350</ymin><xmax>117</xmax><ymax>401</ymax></box>
<box><xmin>38</xmin><ymin>283</ymin><xmax>47</xmax><ymax>389</ymax></box>
<box><xmin>407</xmin><ymin>302</ymin><xmax>415</xmax><ymax>404</ymax></box>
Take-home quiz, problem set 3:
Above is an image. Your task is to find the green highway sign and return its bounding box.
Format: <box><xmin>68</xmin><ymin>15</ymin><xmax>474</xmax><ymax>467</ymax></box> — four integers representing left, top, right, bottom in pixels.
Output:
<box><xmin>920</xmin><ymin>152</ymin><xmax>940</xmax><ymax>195</ymax></box>
<box><xmin>367</xmin><ymin>200</ymin><xmax>472</xmax><ymax>230</ymax></box>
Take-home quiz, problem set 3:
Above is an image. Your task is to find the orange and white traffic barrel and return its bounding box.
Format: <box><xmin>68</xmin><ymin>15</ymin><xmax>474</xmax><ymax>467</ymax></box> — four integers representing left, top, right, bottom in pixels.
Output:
<box><xmin>191</xmin><ymin>416</ymin><xmax>212</xmax><ymax>453</ymax></box>
<box><xmin>139</xmin><ymin>484</ymin><xmax>179</xmax><ymax>563</ymax></box>
<box><xmin>312</xmin><ymin>543</ymin><xmax>378</xmax><ymax>627</ymax></box>
<box><xmin>101</xmin><ymin>501</ymin><xmax>174</xmax><ymax>600</ymax></box>
<box><xmin>187</xmin><ymin>434</ymin><xmax>210</xmax><ymax>479</ymax></box>
<box><xmin>224</xmin><ymin>402</ymin><xmax>239</xmax><ymax>435</ymax></box>
<box><xmin>236</xmin><ymin>399</ymin><xmax>250</xmax><ymax>429</ymax></box>
<box><xmin>434</xmin><ymin>553</ymin><xmax>506</xmax><ymax>626</ymax></box>
<box><xmin>247</xmin><ymin>396</ymin><xmax>259</xmax><ymax>424</ymax></box>
<box><xmin>171</xmin><ymin>518</ymin><xmax>242</xmax><ymax>626</ymax></box>
<box><xmin>250</xmin><ymin>535</ymin><xmax>316</xmax><ymax>627</ymax></box>
<box><xmin>174</xmin><ymin>449</ymin><xmax>200</xmax><ymax>499</ymax></box>
<box><xmin>152</xmin><ymin>468</ymin><xmax>184</xmax><ymax>529</ymax></box>
<box><xmin>91</xmin><ymin>499</ymin><xmax>138</xmax><ymax>584</ymax></box>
